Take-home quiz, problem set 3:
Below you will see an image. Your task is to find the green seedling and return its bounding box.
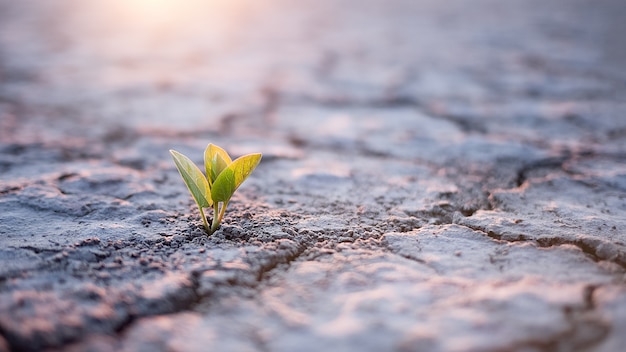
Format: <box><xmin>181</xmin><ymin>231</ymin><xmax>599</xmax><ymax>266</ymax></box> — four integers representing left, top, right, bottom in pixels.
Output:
<box><xmin>170</xmin><ymin>144</ymin><xmax>262</xmax><ymax>234</ymax></box>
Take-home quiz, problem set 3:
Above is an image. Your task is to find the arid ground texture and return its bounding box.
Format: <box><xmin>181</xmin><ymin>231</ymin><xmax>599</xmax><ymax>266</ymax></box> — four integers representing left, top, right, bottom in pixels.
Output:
<box><xmin>1</xmin><ymin>0</ymin><xmax>626</xmax><ymax>351</ymax></box>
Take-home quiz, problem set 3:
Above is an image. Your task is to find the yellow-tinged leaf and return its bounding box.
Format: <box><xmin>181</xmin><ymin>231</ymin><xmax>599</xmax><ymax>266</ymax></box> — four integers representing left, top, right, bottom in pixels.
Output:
<box><xmin>204</xmin><ymin>144</ymin><xmax>232</xmax><ymax>185</ymax></box>
<box><xmin>211</xmin><ymin>153</ymin><xmax>262</xmax><ymax>203</ymax></box>
<box><xmin>231</xmin><ymin>153</ymin><xmax>262</xmax><ymax>188</ymax></box>
<box><xmin>170</xmin><ymin>149</ymin><xmax>212</xmax><ymax>207</ymax></box>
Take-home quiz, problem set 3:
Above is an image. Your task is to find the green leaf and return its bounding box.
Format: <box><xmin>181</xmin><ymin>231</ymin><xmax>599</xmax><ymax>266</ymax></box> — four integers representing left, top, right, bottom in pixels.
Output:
<box><xmin>211</xmin><ymin>153</ymin><xmax>262</xmax><ymax>203</ymax></box>
<box><xmin>211</xmin><ymin>168</ymin><xmax>235</xmax><ymax>203</ymax></box>
<box><xmin>170</xmin><ymin>149</ymin><xmax>212</xmax><ymax>207</ymax></box>
<box><xmin>204</xmin><ymin>144</ymin><xmax>232</xmax><ymax>185</ymax></box>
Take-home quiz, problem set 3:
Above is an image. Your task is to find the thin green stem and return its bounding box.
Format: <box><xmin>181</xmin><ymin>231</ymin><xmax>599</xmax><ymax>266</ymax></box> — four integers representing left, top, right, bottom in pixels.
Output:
<box><xmin>210</xmin><ymin>201</ymin><xmax>229</xmax><ymax>234</ymax></box>
<box><xmin>218</xmin><ymin>201</ymin><xmax>228</xmax><ymax>224</ymax></box>
<box><xmin>210</xmin><ymin>204</ymin><xmax>219</xmax><ymax>234</ymax></box>
<box><xmin>198</xmin><ymin>205</ymin><xmax>210</xmax><ymax>233</ymax></box>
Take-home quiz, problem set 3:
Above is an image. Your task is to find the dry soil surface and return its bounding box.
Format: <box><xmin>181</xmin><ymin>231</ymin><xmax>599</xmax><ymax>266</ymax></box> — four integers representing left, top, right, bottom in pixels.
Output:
<box><xmin>1</xmin><ymin>0</ymin><xmax>626</xmax><ymax>351</ymax></box>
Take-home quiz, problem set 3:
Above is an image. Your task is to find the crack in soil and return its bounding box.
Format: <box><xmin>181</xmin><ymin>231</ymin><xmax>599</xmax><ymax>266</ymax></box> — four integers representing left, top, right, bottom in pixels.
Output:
<box><xmin>531</xmin><ymin>284</ymin><xmax>609</xmax><ymax>352</ymax></box>
<box><xmin>104</xmin><ymin>241</ymin><xmax>310</xmax><ymax>350</ymax></box>
<box><xmin>459</xmin><ymin>223</ymin><xmax>626</xmax><ymax>269</ymax></box>
<box><xmin>108</xmin><ymin>270</ymin><xmax>202</xmax><ymax>342</ymax></box>
<box><xmin>514</xmin><ymin>150</ymin><xmax>626</xmax><ymax>188</ymax></box>
<box><xmin>11</xmin><ymin>245</ymin><xmax>61</xmax><ymax>255</ymax></box>
<box><xmin>254</xmin><ymin>241</ymin><xmax>310</xmax><ymax>283</ymax></box>
<box><xmin>515</xmin><ymin>156</ymin><xmax>570</xmax><ymax>187</ymax></box>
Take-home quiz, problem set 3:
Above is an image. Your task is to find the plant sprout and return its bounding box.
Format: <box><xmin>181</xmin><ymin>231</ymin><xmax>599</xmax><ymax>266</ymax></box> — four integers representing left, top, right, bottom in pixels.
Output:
<box><xmin>169</xmin><ymin>144</ymin><xmax>262</xmax><ymax>234</ymax></box>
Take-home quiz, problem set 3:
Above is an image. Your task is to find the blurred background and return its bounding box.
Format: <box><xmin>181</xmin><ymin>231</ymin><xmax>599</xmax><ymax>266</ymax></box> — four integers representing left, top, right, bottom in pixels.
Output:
<box><xmin>1</xmin><ymin>0</ymin><xmax>625</xmax><ymax>148</ymax></box>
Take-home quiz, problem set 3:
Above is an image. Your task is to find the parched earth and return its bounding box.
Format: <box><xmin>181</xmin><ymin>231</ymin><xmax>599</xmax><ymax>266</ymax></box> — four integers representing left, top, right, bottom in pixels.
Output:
<box><xmin>1</xmin><ymin>0</ymin><xmax>626</xmax><ymax>351</ymax></box>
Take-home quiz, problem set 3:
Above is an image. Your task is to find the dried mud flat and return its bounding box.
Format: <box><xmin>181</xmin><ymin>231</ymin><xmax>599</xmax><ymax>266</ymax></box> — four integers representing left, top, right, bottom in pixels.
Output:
<box><xmin>1</xmin><ymin>0</ymin><xmax>626</xmax><ymax>351</ymax></box>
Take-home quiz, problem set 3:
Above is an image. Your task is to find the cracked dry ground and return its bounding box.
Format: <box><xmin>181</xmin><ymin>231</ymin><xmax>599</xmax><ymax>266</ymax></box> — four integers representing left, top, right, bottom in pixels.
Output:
<box><xmin>1</xmin><ymin>0</ymin><xmax>626</xmax><ymax>351</ymax></box>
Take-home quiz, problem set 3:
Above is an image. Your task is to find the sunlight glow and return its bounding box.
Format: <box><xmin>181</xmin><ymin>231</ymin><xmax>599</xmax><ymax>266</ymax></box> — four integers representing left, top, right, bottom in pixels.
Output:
<box><xmin>118</xmin><ymin>0</ymin><xmax>201</xmax><ymax>29</ymax></box>
<box><xmin>71</xmin><ymin>0</ymin><xmax>252</xmax><ymax>72</ymax></box>
<box><xmin>92</xmin><ymin>0</ymin><xmax>248</xmax><ymax>39</ymax></box>
<box><xmin>108</xmin><ymin>0</ymin><xmax>210</xmax><ymax>32</ymax></box>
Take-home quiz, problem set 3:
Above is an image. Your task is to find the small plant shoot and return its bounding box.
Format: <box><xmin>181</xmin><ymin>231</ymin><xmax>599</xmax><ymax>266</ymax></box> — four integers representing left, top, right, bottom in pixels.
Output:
<box><xmin>170</xmin><ymin>144</ymin><xmax>262</xmax><ymax>234</ymax></box>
